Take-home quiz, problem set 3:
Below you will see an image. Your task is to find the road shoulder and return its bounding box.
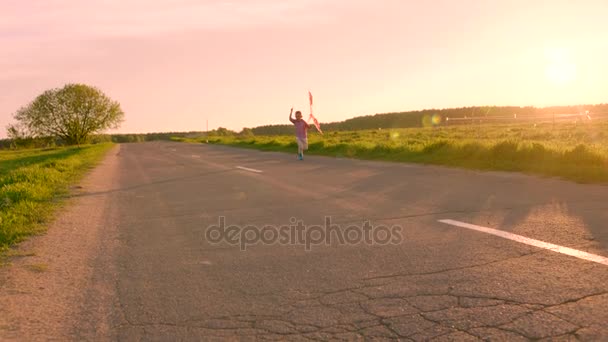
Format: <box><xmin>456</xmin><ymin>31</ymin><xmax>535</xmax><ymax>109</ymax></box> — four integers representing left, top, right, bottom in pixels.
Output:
<box><xmin>0</xmin><ymin>145</ymin><xmax>122</xmax><ymax>340</ymax></box>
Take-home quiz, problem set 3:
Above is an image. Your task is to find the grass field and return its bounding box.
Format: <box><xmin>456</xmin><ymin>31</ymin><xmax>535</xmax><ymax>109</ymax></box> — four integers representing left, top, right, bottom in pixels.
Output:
<box><xmin>0</xmin><ymin>144</ymin><xmax>113</xmax><ymax>252</ymax></box>
<box><xmin>177</xmin><ymin>120</ymin><xmax>608</xmax><ymax>183</ymax></box>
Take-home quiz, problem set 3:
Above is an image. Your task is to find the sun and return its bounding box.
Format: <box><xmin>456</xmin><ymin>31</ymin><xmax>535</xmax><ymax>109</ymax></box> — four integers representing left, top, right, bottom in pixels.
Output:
<box><xmin>544</xmin><ymin>48</ymin><xmax>577</xmax><ymax>86</ymax></box>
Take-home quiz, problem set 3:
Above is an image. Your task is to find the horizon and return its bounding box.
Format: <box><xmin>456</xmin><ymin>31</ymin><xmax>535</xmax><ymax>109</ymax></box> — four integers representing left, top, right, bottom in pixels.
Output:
<box><xmin>21</xmin><ymin>102</ymin><xmax>605</xmax><ymax>137</ymax></box>
<box><xmin>2</xmin><ymin>0</ymin><xmax>608</xmax><ymax>138</ymax></box>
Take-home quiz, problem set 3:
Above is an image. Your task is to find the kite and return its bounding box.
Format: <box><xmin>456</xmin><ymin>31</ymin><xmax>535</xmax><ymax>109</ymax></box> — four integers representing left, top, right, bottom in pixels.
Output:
<box><xmin>308</xmin><ymin>91</ymin><xmax>323</xmax><ymax>134</ymax></box>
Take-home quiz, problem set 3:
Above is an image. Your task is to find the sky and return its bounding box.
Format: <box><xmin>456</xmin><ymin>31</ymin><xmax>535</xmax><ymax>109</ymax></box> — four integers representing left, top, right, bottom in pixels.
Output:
<box><xmin>1</xmin><ymin>0</ymin><xmax>608</xmax><ymax>137</ymax></box>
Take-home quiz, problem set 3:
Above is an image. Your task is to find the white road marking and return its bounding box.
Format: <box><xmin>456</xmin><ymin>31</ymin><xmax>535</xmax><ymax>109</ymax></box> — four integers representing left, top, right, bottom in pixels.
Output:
<box><xmin>236</xmin><ymin>166</ymin><xmax>263</xmax><ymax>173</ymax></box>
<box><xmin>438</xmin><ymin>219</ymin><xmax>608</xmax><ymax>266</ymax></box>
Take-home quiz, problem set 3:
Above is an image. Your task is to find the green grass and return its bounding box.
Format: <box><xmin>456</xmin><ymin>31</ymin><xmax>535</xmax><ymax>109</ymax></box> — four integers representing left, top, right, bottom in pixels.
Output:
<box><xmin>176</xmin><ymin>121</ymin><xmax>608</xmax><ymax>183</ymax></box>
<box><xmin>0</xmin><ymin>144</ymin><xmax>113</xmax><ymax>252</ymax></box>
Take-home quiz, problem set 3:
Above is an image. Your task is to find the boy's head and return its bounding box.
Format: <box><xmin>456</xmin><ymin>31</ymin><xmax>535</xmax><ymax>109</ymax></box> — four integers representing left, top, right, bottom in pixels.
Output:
<box><xmin>295</xmin><ymin>111</ymin><xmax>302</xmax><ymax>119</ymax></box>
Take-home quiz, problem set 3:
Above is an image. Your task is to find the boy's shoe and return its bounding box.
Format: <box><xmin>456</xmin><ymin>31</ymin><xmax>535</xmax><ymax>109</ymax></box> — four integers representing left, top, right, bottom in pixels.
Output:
<box><xmin>298</xmin><ymin>152</ymin><xmax>303</xmax><ymax>160</ymax></box>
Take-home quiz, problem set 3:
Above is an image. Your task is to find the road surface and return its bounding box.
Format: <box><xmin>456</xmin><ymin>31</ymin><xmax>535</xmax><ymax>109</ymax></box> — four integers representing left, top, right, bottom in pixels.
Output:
<box><xmin>1</xmin><ymin>141</ymin><xmax>607</xmax><ymax>341</ymax></box>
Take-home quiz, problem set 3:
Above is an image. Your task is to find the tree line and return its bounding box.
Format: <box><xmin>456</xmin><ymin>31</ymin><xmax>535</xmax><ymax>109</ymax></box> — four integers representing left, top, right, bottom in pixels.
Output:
<box><xmin>248</xmin><ymin>104</ymin><xmax>608</xmax><ymax>135</ymax></box>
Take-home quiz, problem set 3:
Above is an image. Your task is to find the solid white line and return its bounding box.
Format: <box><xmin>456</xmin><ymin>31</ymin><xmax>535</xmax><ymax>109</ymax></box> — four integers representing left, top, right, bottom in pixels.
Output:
<box><xmin>438</xmin><ymin>219</ymin><xmax>608</xmax><ymax>266</ymax></box>
<box><xmin>236</xmin><ymin>166</ymin><xmax>263</xmax><ymax>173</ymax></box>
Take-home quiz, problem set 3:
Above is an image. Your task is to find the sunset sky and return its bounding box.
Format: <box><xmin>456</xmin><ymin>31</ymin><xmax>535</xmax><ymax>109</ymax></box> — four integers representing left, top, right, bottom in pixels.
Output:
<box><xmin>1</xmin><ymin>0</ymin><xmax>607</xmax><ymax>137</ymax></box>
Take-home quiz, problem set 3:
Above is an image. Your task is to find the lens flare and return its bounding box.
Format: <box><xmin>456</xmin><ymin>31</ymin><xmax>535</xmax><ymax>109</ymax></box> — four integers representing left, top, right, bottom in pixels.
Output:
<box><xmin>423</xmin><ymin>114</ymin><xmax>442</xmax><ymax>127</ymax></box>
<box><xmin>431</xmin><ymin>114</ymin><xmax>442</xmax><ymax>125</ymax></box>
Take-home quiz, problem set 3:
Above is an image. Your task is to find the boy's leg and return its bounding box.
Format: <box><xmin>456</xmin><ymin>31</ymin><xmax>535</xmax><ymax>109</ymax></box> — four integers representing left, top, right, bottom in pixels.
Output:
<box><xmin>301</xmin><ymin>139</ymin><xmax>308</xmax><ymax>159</ymax></box>
<box><xmin>297</xmin><ymin>138</ymin><xmax>303</xmax><ymax>159</ymax></box>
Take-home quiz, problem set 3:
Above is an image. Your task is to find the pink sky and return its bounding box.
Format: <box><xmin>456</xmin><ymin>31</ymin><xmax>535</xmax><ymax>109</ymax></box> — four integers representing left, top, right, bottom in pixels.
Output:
<box><xmin>1</xmin><ymin>0</ymin><xmax>607</xmax><ymax>137</ymax></box>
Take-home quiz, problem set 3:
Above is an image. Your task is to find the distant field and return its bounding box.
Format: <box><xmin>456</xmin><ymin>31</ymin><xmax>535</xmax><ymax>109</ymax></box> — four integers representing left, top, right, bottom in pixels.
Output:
<box><xmin>177</xmin><ymin>120</ymin><xmax>608</xmax><ymax>183</ymax></box>
<box><xmin>0</xmin><ymin>144</ymin><xmax>113</xmax><ymax>252</ymax></box>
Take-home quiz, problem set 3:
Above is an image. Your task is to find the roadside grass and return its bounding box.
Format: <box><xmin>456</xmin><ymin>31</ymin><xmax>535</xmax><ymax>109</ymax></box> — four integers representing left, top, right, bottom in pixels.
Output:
<box><xmin>0</xmin><ymin>144</ymin><xmax>113</xmax><ymax>252</ymax></box>
<box><xmin>175</xmin><ymin>121</ymin><xmax>608</xmax><ymax>183</ymax></box>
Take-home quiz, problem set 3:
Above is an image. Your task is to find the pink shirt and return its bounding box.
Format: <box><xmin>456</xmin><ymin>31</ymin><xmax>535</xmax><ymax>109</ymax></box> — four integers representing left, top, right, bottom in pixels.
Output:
<box><xmin>290</xmin><ymin>118</ymin><xmax>309</xmax><ymax>140</ymax></box>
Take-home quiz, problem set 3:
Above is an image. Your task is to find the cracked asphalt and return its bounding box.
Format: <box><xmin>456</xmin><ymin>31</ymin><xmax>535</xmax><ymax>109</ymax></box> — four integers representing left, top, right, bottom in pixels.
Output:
<box><xmin>4</xmin><ymin>141</ymin><xmax>608</xmax><ymax>341</ymax></box>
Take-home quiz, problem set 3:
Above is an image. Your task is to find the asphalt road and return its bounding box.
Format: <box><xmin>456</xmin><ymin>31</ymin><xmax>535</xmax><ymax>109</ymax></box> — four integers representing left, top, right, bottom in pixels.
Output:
<box><xmin>6</xmin><ymin>141</ymin><xmax>608</xmax><ymax>341</ymax></box>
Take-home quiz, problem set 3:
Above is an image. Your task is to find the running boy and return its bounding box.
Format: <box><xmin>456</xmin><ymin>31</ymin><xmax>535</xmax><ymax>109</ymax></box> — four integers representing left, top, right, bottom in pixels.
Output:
<box><xmin>289</xmin><ymin>108</ymin><xmax>309</xmax><ymax>160</ymax></box>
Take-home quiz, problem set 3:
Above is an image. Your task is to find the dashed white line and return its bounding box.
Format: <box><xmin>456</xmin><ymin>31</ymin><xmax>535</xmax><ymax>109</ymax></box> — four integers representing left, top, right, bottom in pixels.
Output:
<box><xmin>438</xmin><ymin>219</ymin><xmax>608</xmax><ymax>266</ymax></box>
<box><xmin>236</xmin><ymin>166</ymin><xmax>263</xmax><ymax>173</ymax></box>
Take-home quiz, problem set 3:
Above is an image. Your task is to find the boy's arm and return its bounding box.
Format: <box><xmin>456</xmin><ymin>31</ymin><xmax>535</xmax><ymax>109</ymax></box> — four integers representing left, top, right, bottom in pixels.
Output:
<box><xmin>289</xmin><ymin>107</ymin><xmax>295</xmax><ymax>123</ymax></box>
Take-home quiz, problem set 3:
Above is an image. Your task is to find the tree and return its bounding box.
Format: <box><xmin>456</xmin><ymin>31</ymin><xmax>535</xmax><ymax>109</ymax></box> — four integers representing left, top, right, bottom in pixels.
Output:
<box><xmin>10</xmin><ymin>84</ymin><xmax>124</xmax><ymax>145</ymax></box>
<box><xmin>212</xmin><ymin>127</ymin><xmax>235</xmax><ymax>136</ymax></box>
<box><xmin>6</xmin><ymin>123</ymin><xmax>30</xmax><ymax>141</ymax></box>
<box><xmin>239</xmin><ymin>127</ymin><xmax>254</xmax><ymax>137</ymax></box>
<box><xmin>6</xmin><ymin>123</ymin><xmax>32</xmax><ymax>148</ymax></box>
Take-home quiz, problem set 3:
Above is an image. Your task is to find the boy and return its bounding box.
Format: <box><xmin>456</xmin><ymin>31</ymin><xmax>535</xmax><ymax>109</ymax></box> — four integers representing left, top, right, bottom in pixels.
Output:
<box><xmin>289</xmin><ymin>108</ymin><xmax>309</xmax><ymax>160</ymax></box>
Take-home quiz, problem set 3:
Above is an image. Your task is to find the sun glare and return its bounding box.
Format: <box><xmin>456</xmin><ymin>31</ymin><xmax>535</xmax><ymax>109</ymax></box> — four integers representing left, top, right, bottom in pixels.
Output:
<box><xmin>544</xmin><ymin>48</ymin><xmax>577</xmax><ymax>86</ymax></box>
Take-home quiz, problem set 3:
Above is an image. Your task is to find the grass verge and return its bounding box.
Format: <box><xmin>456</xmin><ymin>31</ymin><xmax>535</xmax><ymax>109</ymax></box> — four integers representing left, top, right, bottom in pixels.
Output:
<box><xmin>0</xmin><ymin>143</ymin><xmax>114</xmax><ymax>252</ymax></box>
<box><xmin>174</xmin><ymin>121</ymin><xmax>608</xmax><ymax>183</ymax></box>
